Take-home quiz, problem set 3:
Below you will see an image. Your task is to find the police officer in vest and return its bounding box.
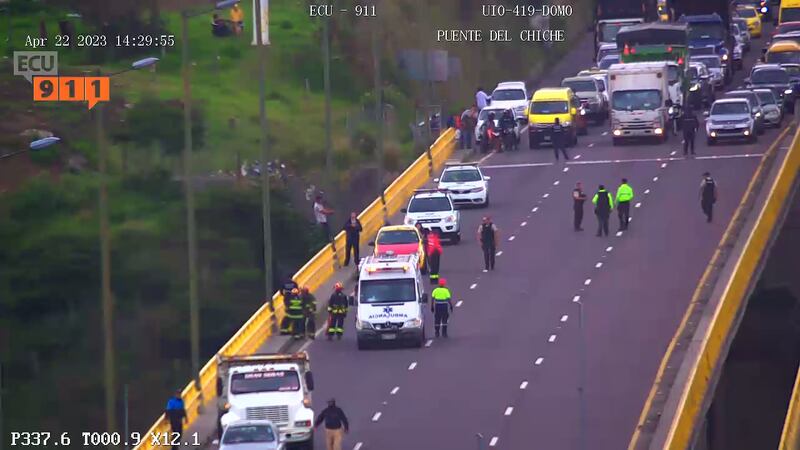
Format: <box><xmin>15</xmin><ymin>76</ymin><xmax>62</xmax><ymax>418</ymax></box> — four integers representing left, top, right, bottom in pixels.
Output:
<box><xmin>477</xmin><ymin>216</ymin><xmax>499</xmax><ymax>272</ymax></box>
<box><xmin>287</xmin><ymin>288</ymin><xmax>305</xmax><ymax>340</ymax></box>
<box><xmin>552</xmin><ymin>118</ymin><xmax>569</xmax><ymax>161</ymax></box>
<box><xmin>700</xmin><ymin>172</ymin><xmax>718</xmax><ymax>222</ymax></box>
<box><xmin>327</xmin><ymin>282</ymin><xmax>349</xmax><ymax>340</ymax></box>
<box><xmin>682</xmin><ymin>109</ymin><xmax>700</xmax><ymax>157</ymax></box>
<box><xmin>431</xmin><ymin>278</ymin><xmax>454</xmax><ymax>338</ymax></box>
<box><xmin>592</xmin><ymin>184</ymin><xmax>614</xmax><ymax>237</ymax></box>
<box><xmin>615</xmin><ymin>178</ymin><xmax>634</xmax><ymax>231</ymax></box>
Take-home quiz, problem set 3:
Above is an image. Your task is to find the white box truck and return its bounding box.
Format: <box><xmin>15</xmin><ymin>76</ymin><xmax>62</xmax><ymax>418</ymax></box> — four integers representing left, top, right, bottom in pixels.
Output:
<box><xmin>608</xmin><ymin>62</ymin><xmax>671</xmax><ymax>145</ymax></box>
<box><xmin>216</xmin><ymin>352</ymin><xmax>315</xmax><ymax>449</ymax></box>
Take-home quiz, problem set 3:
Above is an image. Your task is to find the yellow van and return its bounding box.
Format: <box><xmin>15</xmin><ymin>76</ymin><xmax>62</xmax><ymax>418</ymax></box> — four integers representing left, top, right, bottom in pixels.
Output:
<box><xmin>766</xmin><ymin>40</ymin><xmax>800</xmax><ymax>64</ymax></box>
<box><xmin>780</xmin><ymin>0</ymin><xmax>800</xmax><ymax>23</ymax></box>
<box><xmin>527</xmin><ymin>87</ymin><xmax>587</xmax><ymax>149</ymax></box>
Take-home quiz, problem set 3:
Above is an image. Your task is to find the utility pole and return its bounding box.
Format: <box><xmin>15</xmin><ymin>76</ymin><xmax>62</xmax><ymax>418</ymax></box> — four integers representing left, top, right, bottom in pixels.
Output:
<box><xmin>180</xmin><ymin>10</ymin><xmax>202</xmax><ymax>395</ymax></box>
<box><xmin>322</xmin><ymin>15</ymin><xmax>333</xmax><ymax>194</ymax></box>
<box><xmin>254</xmin><ymin>0</ymin><xmax>273</xmax><ymax>303</ymax></box>
<box><xmin>372</xmin><ymin>7</ymin><xmax>384</xmax><ymax>198</ymax></box>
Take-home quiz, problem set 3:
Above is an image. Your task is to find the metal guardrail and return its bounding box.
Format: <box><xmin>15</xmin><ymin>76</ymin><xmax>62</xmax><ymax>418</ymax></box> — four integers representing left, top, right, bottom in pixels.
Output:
<box><xmin>655</xmin><ymin>126</ymin><xmax>800</xmax><ymax>448</ymax></box>
<box><xmin>133</xmin><ymin>129</ymin><xmax>456</xmax><ymax>450</ymax></box>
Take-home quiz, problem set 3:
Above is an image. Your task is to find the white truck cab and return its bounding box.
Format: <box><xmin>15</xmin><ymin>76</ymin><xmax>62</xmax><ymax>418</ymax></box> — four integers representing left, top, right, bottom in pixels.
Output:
<box><xmin>217</xmin><ymin>353</ymin><xmax>315</xmax><ymax>449</ymax></box>
<box><xmin>355</xmin><ymin>253</ymin><xmax>428</xmax><ymax>349</ymax></box>
<box><xmin>608</xmin><ymin>62</ymin><xmax>671</xmax><ymax>145</ymax></box>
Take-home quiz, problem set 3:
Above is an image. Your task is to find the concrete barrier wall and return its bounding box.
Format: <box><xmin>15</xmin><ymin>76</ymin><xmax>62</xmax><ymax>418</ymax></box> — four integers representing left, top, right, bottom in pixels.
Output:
<box><xmin>133</xmin><ymin>129</ymin><xmax>456</xmax><ymax>450</ymax></box>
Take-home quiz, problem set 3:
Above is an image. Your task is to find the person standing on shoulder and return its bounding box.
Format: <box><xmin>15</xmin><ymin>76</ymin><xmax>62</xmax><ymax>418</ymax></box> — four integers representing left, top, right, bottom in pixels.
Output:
<box><xmin>314</xmin><ymin>194</ymin><xmax>335</xmax><ymax>242</ymax></box>
<box><xmin>477</xmin><ymin>216</ymin><xmax>499</xmax><ymax>272</ymax></box>
<box><xmin>572</xmin><ymin>181</ymin><xmax>587</xmax><ymax>231</ymax></box>
<box><xmin>342</xmin><ymin>212</ymin><xmax>362</xmax><ymax>267</ymax></box>
<box><xmin>315</xmin><ymin>398</ymin><xmax>349</xmax><ymax>450</ymax></box>
<box><xmin>592</xmin><ymin>184</ymin><xmax>614</xmax><ymax>237</ymax></box>
<box><xmin>426</xmin><ymin>229</ymin><xmax>443</xmax><ymax>284</ymax></box>
<box><xmin>165</xmin><ymin>390</ymin><xmax>187</xmax><ymax>450</ymax></box>
<box><xmin>552</xmin><ymin>118</ymin><xmax>569</xmax><ymax>161</ymax></box>
<box><xmin>700</xmin><ymin>171</ymin><xmax>718</xmax><ymax>222</ymax></box>
<box><xmin>461</xmin><ymin>105</ymin><xmax>478</xmax><ymax>150</ymax></box>
<box><xmin>476</xmin><ymin>87</ymin><xmax>490</xmax><ymax>111</ymax></box>
<box><xmin>615</xmin><ymin>178</ymin><xmax>634</xmax><ymax>231</ymax></box>
<box><xmin>327</xmin><ymin>282</ymin><xmax>349</xmax><ymax>340</ymax></box>
<box><xmin>431</xmin><ymin>278</ymin><xmax>455</xmax><ymax>338</ymax></box>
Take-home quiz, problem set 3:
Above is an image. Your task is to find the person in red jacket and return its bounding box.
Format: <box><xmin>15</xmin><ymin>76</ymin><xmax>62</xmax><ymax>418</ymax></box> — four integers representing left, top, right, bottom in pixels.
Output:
<box><xmin>426</xmin><ymin>230</ymin><xmax>443</xmax><ymax>284</ymax></box>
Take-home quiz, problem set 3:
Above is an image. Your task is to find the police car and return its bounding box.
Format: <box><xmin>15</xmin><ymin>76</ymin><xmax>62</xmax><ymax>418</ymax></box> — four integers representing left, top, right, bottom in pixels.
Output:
<box><xmin>434</xmin><ymin>163</ymin><xmax>490</xmax><ymax>207</ymax></box>
<box><xmin>402</xmin><ymin>189</ymin><xmax>461</xmax><ymax>243</ymax></box>
<box><xmin>355</xmin><ymin>254</ymin><xmax>428</xmax><ymax>349</ymax></box>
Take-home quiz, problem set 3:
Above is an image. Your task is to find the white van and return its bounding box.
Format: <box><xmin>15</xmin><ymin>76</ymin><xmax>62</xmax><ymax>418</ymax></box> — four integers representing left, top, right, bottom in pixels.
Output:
<box><xmin>355</xmin><ymin>254</ymin><xmax>428</xmax><ymax>349</ymax></box>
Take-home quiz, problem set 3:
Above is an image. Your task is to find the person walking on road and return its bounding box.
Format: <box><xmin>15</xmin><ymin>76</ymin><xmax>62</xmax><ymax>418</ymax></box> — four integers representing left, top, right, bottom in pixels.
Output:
<box><xmin>682</xmin><ymin>109</ymin><xmax>700</xmax><ymax>157</ymax></box>
<box><xmin>287</xmin><ymin>288</ymin><xmax>305</xmax><ymax>340</ymax></box>
<box><xmin>700</xmin><ymin>172</ymin><xmax>718</xmax><ymax>222</ymax></box>
<box><xmin>342</xmin><ymin>212</ymin><xmax>362</xmax><ymax>267</ymax></box>
<box><xmin>315</xmin><ymin>398</ymin><xmax>349</xmax><ymax>450</ymax></box>
<box><xmin>327</xmin><ymin>282</ymin><xmax>349</xmax><ymax>340</ymax></box>
<box><xmin>573</xmin><ymin>181</ymin><xmax>587</xmax><ymax>231</ymax></box>
<box><xmin>431</xmin><ymin>278</ymin><xmax>455</xmax><ymax>338</ymax></box>
<box><xmin>165</xmin><ymin>390</ymin><xmax>187</xmax><ymax>450</ymax></box>
<box><xmin>476</xmin><ymin>87</ymin><xmax>490</xmax><ymax>111</ymax></box>
<box><xmin>461</xmin><ymin>106</ymin><xmax>478</xmax><ymax>150</ymax></box>
<box><xmin>477</xmin><ymin>216</ymin><xmax>499</xmax><ymax>272</ymax></box>
<box><xmin>552</xmin><ymin>118</ymin><xmax>570</xmax><ymax>161</ymax></box>
<box><xmin>592</xmin><ymin>184</ymin><xmax>614</xmax><ymax>237</ymax></box>
<box><xmin>314</xmin><ymin>194</ymin><xmax>335</xmax><ymax>242</ymax></box>
<box><xmin>615</xmin><ymin>178</ymin><xmax>634</xmax><ymax>231</ymax></box>
<box><xmin>426</xmin><ymin>229</ymin><xmax>443</xmax><ymax>284</ymax></box>
<box><xmin>301</xmin><ymin>286</ymin><xmax>317</xmax><ymax>339</ymax></box>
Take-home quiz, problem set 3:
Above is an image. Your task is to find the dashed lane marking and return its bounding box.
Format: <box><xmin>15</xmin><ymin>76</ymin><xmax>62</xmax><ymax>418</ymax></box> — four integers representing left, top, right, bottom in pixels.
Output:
<box><xmin>606</xmin><ymin>246</ymin><xmax>613</xmax><ymax>252</ymax></box>
<box><xmin>520</xmin><ymin>381</ymin><xmax>529</xmax><ymax>389</ymax></box>
<box><xmin>574</xmin><ymin>154</ymin><xmax>582</xmax><ymax>159</ymax></box>
<box><xmin>561</xmin><ymin>315</ymin><xmax>569</xmax><ymax>322</ymax></box>
<box><xmin>482</xmin><ymin>162</ymin><xmax>552</xmax><ymax>169</ymax></box>
<box><xmin>521</xmin><ymin>221</ymin><xmax>527</xmax><ymax>227</ymax></box>
<box><xmin>589</xmin><ymin>142</ymin><xmax>595</xmax><ymax>147</ymax></box>
<box><xmin>653</xmin><ymin>176</ymin><xmax>659</xmax><ymax>182</ymax></box>
<box><xmin>635</xmin><ymin>202</ymin><xmax>642</xmax><ymax>208</ymax></box>
<box><xmin>573</xmin><ymin>295</ymin><xmax>581</xmax><ymax>302</ymax></box>
<box><xmin>470</xmin><ymin>283</ymin><xmax>477</xmax><ymax>290</ymax></box>
<box><xmin>489</xmin><ymin>437</ymin><xmax>499</xmax><ymax>447</ymax></box>
<box><xmin>535</xmin><ymin>357</ymin><xmax>544</xmax><ymax>365</ymax></box>
<box><xmin>496</xmin><ymin>250</ymin><xmax>503</xmax><ymax>256</ymax></box>
<box><xmin>661</xmin><ymin>162</ymin><xmax>668</xmax><ymax>168</ymax></box>
<box><xmin>584</xmin><ymin>278</ymin><xmax>592</xmax><ymax>286</ymax></box>
<box><xmin>505</xmin><ymin>407</ymin><xmax>514</xmax><ymax>416</ymax></box>
<box><xmin>484</xmin><ymin>153</ymin><xmax>763</xmax><ymax>170</ymax></box>
<box><xmin>670</xmin><ymin>151</ymin><xmax>676</xmax><ymax>156</ymax></box>
<box><xmin>354</xmin><ymin>443</ymin><xmax>363</xmax><ymax>450</ymax></box>
<box><xmin>509</xmin><ymin>235</ymin><xmax>516</xmax><ymax>241</ymax></box>
<box><xmin>644</xmin><ymin>189</ymin><xmax>650</xmax><ymax>194</ymax></box>
<box><xmin>408</xmin><ymin>362</ymin><xmax>417</xmax><ymax>370</ymax></box>
<box><xmin>602</xmin><ymin>131</ymin><xmax>609</xmax><ymax>136</ymax></box>
<box><xmin>549</xmin><ymin>334</ymin><xmax>557</xmax><ymax>343</ymax></box>
<box><xmin>595</xmin><ymin>262</ymin><xmax>603</xmax><ymax>268</ymax></box>
<box><xmin>564</xmin><ymin>167</ymin><xmax>570</xmax><ymax>172</ymax></box>
<box><xmin>616</xmin><ymin>231</ymin><xmax>623</xmax><ymax>237</ymax></box>
<box><xmin>425</xmin><ymin>339</ymin><xmax>433</xmax><ymax>347</ymax></box>
<box><xmin>554</xmin><ymin>180</ymin><xmax>560</xmax><ymax>186</ymax></box>
<box><xmin>456</xmin><ymin>300</ymin><xmax>463</xmax><ymax>307</ymax></box>
<box><xmin>532</xmin><ymin>207</ymin><xmax>539</xmax><ymax>212</ymax></box>
<box><xmin>391</xmin><ymin>387</ymin><xmax>399</xmax><ymax>395</ymax></box>
<box><xmin>372</xmin><ymin>412</ymin><xmax>382</xmax><ymax>422</ymax></box>
<box><xmin>543</xmin><ymin>193</ymin><xmax>550</xmax><ymax>198</ymax></box>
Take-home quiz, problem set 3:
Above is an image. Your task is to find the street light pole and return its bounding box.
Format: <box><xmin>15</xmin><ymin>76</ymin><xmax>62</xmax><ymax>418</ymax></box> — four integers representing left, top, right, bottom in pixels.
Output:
<box><xmin>180</xmin><ymin>11</ymin><xmax>202</xmax><ymax>395</ymax></box>
<box><xmin>322</xmin><ymin>15</ymin><xmax>332</xmax><ymax>193</ymax></box>
<box><xmin>254</xmin><ymin>0</ymin><xmax>273</xmax><ymax>304</ymax></box>
<box><xmin>577</xmin><ymin>300</ymin><xmax>587</xmax><ymax>450</ymax></box>
<box><xmin>371</xmin><ymin>8</ymin><xmax>384</xmax><ymax>199</ymax></box>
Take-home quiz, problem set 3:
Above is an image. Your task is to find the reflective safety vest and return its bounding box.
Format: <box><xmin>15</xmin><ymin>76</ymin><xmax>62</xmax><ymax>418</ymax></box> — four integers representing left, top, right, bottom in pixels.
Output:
<box><xmin>616</xmin><ymin>183</ymin><xmax>634</xmax><ymax>203</ymax></box>
<box><xmin>328</xmin><ymin>292</ymin><xmax>348</xmax><ymax>314</ymax></box>
<box><xmin>431</xmin><ymin>287</ymin><xmax>451</xmax><ymax>303</ymax></box>
<box><xmin>287</xmin><ymin>296</ymin><xmax>304</xmax><ymax>319</ymax></box>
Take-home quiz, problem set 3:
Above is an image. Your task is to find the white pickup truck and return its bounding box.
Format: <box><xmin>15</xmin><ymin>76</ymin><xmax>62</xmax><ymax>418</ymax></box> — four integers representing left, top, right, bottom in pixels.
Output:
<box><xmin>217</xmin><ymin>352</ymin><xmax>315</xmax><ymax>449</ymax></box>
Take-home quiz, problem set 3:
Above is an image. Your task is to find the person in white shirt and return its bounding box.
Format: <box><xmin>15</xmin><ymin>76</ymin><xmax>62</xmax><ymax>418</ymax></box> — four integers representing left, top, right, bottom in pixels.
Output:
<box><xmin>475</xmin><ymin>87</ymin><xmax>490</xmax><ymax>111</ymax></box>
<box><xmin>314</xmin><ymin>195</ymin><xmax>335</xmax><ymax>241</ymax></box>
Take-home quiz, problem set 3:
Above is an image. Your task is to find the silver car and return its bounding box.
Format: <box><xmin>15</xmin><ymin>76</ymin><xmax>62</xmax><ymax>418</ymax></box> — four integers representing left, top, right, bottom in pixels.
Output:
<box><xmin>752</xmin><ymin>88</ymin><xmax>784</xmax><ymax>126</ymax></box>
<box><xmin>220</xmin><ymin>420</ymin><xmax>284</xmax><ymax>450</ymax></box>
<box><xmin>691</xmin><ymin>55</ymin><xmax>725</xmax><ymax>89</ymax></box>
<box><xmin>705</xmin><ymin>98</ymin><xmax>757</xmax><ymax>145</ymax></box>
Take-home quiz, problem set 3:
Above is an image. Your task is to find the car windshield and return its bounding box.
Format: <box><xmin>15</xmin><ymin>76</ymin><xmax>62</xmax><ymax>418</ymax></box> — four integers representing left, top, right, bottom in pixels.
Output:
<box><xmin>599</xmin><ymin>22</ymin><xmax>627</xmax><ymax>43</ymax></box>
<box><xmin>784</xmin><ymin>65</ymin><xmax>800</xmax><ymax>76</ymax></box>
<box><xmin>408</xmin><ymin>196</ymin><xmax>451</xmax><ymax>213</ymax></box>
<box><xmin>766</xmin><ymin>51</ymin><xmax>800</xmax><ymax>64</ymax></box>
<box><xmin>222</xmin><ymin>425</ymin><xmax>276</xmax><ymax>444</ymax></box>
<box><xmin>667</xmin><ymin>65</ymin><xmax>680</xmax><ymax>84</ymax></box>
<box><xmin>612</xmin><ymin>90</ymin><xmax>662</xmax><ymax>111</ymax></box>
<box><xmin>595</xmin><ymin>78</ymin><xmax>606</xmax><ymax>90</ymax></box>
<box><xmin>688</xmin><ymin>67</ymin><xmax>700</xmax><ymax>80</ymax></box>
<box><xmin>690</xmin><ymin>46</ymin><xmax>717</xmax><ymax>56</ymax></box>
<box><xmin>597</xmin><ymin>48</ymin><xmax>618</xmax><ymax>61</ymax></box>
<box><xmin>784</xmin><ymin>9</ymin><xmax>800</xmax><ymax>23</ymax></box>
<box><xmin>736</xmin><ymin>8</ymin><xmax>757</xmax><ymax>17</ymax></box>
<box><xmin>360</xmin><ymin>279</ymin><xmax>416</xmax><ymax>304</ymax></box>
<box><xmin>755</xmin><ymin>91</ymin><xmax>777</xmax><ymax>105</ymax></box>
<box><xmin>492</xmin><ymin>89</ymin><xmax>526</xmax><ymax>101</ymax></box>
<box><xmin>478</xmin><ymin>109</ymin><xmax>504</xmax><ymax>121</ymax></box>
<box><xmin>733</xmin><ymin>23</ymin><xmax>746</xmax><ymax>34</ymax></box>
<box><xmin>230</xmin><ymin>371</ymin><xmax>300</xmax><ymax>395</ymax></box>
<box><xmin>777</xmin><ymin>22</ymin><xmax>800</xmax><ymax>35</ymax></box>
<box><xmin>531</xmin><ymin>100</ymin><xmax>568</xmax><ymax>114</ymax></box>
<box><xmin>752</xmin><ymin>69</ymin><xmax>789</xmax><ymax>83</ymax></box>
<box><xmin>687</xmin><ymin>23</ymin><xmax>725</xmax><ymax>41</ymax></box>
<box><xmin>711</xmin><ymin>102</ymin><xmax>750</xmax><ymax>115</ymax></box>
<box><xmin>599</xmin><ymin>55</ymin><xmax>619</xmax><ymax>69</ymax></box>
<box><xmin>377</xmin><ymin>230</ymin><xmax>418</xmax><ymax>245</ymax></box>
<box><xmin>562</xmin><ymin>80</ymin><xmax>597</xmax><ymax>92</ymax></box>
<box><xmin>441</xmin><ymin>169</ymin><xmax>481</xmax><ymax>182</ymax></box>
<box><xmin>693</xmin><ymin>57</ymin><xmax>721</xmax><ymax>68</ymax></box>
<box><xmin>725</xmin><ymin>92</ymin><xmax>759</xmax><ymax>107</ymax></box>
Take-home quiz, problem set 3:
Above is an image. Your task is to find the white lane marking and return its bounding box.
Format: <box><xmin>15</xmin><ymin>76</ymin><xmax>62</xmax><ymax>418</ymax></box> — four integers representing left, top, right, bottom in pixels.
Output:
<box><xmin>574</xmin><ymin>154</ymin><xmax>582</xmax><ymax>159</ymax></box>
<box><xmin>456</xmin><ymin>300</ymin><xmax>463</xmax><ymax>307</ymax></box>
<box><xmin>482</xmin><ymin>162</ymin><xmax>552</xmax><ymax>169</ymax></box>
<box><xmin>616</xmin><ymin>231</ymin><xmax>623</xmax><ymax>237</ymax></box>
<box><xmin>549</xmin><ymin>334</ymin><xmax>557</xmax><ymax>343</ymax></box>
<box><xmin>584</xmin><ymin>278</ymin><xmax>592</xmax><ymax>286</ymax></box>
<box><xmin>543</xmin><ymin>193</ymin><xmax>550</xmax><ymax>198</ymax></box>
<box><xmin>670</xmin><ymin>150</ymin><xmax>676</xmax><ymax>156</ymax></box>
<box><xmin>653</xmin><ymin>176</ymin><xmax>659</xmax><ymax>182</ymax></box>
<box><xmin>606</xmin><ymin>246</ymin><xmax>613</xmax><ymax>252</ymax></box>
<box><xmin>408</xmin><ymin>362</ymin><xmax>417</xmax><ymax>370</ymax></box>
<box><xmin>561</xmin><ymin>315</ymin><xmax>569</xmax><ymax>322</ymax></box>
<box><xmin>521</xmin><ymin>221</ymin><xmax>528</xmax><ymax>227</ymax></box>
<box><xmin>470</xmin><ymin>283</ymin><xmax>477</xmax><ymax>290</ymax></box>
<box><xmin>602</xmin><ymin>131</ymin><xmax>609</xmax><ymax>136</ymax></box>
<box><xmin>554</xmin><ymin>180</ymin><xmax>560</xmax><ymax>186</ymax></box>
<box><xmin>535</xmin><ymin>357</ymin><xmax>544</xmax><ymax>365</ymax></box>
<box><xmin>532</xmin><ymin>207</ymin><xmax>539</xmax><ymax>212</ymax></box>
<box><xmin>629</xmin><ymin>217</ymin><xmax>633</xmax><ymax>223</ymax></box>
<box><xmin>425</xmin><ymin>339</ymin><xmax>433</xmax><ymax>347</ymax></box>
<box><xmin>496</xmin><ymin>250</ymin><xmax>503</xmax><ymax>256</ymax></box>
<box><xmin>520</xmin><ymin>381</ymin><xmax>529</xmax><ymax>389</ymax></box>
<box><xmin>595</xmin><ymin>262</ymin><xmax>603</xmax><ymax>268</ymax></box>
<box><xmin>391</xmin><ymin>386</ymin><xmax>399</xmax><ymax>395</ymax></box>
<box><xmin>478</xmin><ymin>151</ymin><xmax>495</xmax><ymax>165</ymax></box>
<box><xmin>372</xmin><ymin>412</ymin><xmax>382</xmax><ymax>422</ymax></box>
<box><xmin>695</xmin><ymin>153</ymin><xmax>763</xmax><ymax>160</ymax></box>
<box><xmin>573</xmin><ymin>295</ymin><xmax>581</xmax><ymax>302</ymax></box>
<box><xmin>354</xmin><ymin>443</ymin><xmax>363</xmax><ymax>450</ymax></box>
<box><xmin>644</xmin><ymin>189</ymin><xmax>650</xmax><ymax>194</ymax></box>
<box><xmin>589</xmin><ymin>142</ymin><xmax>596</xmax><ymax>148</ymax></box>
<box><xmin>504</xmin><ymin>406</ymin><xmax>514</xmax><ymax>416</ymax></box>
<box><xmin>489</xmin><ymin>437</ymin><xmax>499</xmax><ymax>447</ymax></box>
<box><xmin>563</xmin><ymin>167</ymin><xmax>570</xmax><ymax>172</ymax></box>
<box><xmin>550</xmin><ymin>153</ymin><xmax>764</xmax><ymax>167</ymax></box>
<box><xmin>508</xmin><ymin>235</ymin><xmax>516</xmax><ymax>241</ymax></box>
<box><xmin>661</xmin><ymin>163</ymin><xmax>668</xmax><ymax>168</ymax></box>
<box><xmin>635</xmin><ymin>202</ymin><xmax>642</xmax><ymax>208</ymax></box>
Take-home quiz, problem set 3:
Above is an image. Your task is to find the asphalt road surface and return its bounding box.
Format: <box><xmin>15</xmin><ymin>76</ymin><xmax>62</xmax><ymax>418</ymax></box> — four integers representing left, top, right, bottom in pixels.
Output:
<box><xmin>222</xmin><ymin>29</ymin><xmax>788</xmax><ymax>450</ymax></box>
